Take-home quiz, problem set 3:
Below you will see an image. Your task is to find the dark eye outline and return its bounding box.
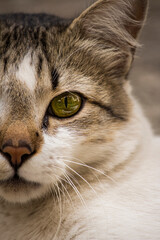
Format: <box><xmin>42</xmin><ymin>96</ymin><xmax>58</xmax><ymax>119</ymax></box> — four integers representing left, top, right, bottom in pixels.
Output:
<box><xmin>47</xmin><ymin>91</ymin><xmax>85</xmax><ymax>120</ymax></box>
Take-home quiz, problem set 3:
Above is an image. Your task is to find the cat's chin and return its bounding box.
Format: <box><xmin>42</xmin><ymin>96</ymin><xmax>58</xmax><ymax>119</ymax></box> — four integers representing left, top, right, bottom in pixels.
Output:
<box><xmin>0</xmin><ymin>176</ymin><xmax>49</xmax><ymax>203</ymax></box>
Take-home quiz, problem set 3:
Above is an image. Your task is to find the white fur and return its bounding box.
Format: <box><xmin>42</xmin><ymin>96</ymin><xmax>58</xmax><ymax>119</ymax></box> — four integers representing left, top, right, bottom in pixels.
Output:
<box><xmin>16</xmin><ymin>52</ymin><xmax>36</xmax><ymax>91</ymax></box>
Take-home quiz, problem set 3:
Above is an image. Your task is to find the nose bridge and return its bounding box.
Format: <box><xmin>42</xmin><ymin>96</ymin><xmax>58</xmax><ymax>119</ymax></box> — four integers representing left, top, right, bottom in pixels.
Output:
<box><xmin>2</xmin><ymin>121</ymin><xmax>32</xmax><ymax>148</ymax></box>
<box><xmin>2</xmin><ymin>72</ymin><xmax>34</xmax><ymax>121</ymax></box>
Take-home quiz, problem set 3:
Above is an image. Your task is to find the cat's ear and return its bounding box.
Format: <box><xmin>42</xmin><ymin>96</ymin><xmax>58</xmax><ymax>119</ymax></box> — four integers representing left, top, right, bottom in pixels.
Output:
<box><xmin>70</xmin><ymin>0</ymin><xmax>148</xmax><ymax>49</ymax></box>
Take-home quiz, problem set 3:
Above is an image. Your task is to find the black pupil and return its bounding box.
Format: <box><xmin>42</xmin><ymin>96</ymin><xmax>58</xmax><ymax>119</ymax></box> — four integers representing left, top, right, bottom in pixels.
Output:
<box><xmin>64</xmin><ymin>96</ymin><xmax>68</xmax><ymax>108</ymax></box>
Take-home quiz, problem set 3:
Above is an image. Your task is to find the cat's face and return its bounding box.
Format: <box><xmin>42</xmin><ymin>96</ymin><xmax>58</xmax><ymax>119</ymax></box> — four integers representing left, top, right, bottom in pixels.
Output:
<box><xmin>0</xmin><ymin>0</ymin><xmax>148</xmax><ymax>203</ymax></box>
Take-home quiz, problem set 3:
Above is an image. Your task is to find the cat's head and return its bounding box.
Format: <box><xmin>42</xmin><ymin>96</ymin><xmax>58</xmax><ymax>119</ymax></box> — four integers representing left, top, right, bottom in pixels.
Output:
<box><xmin>0</xmin><ymin>0</ymin><xmax>148</xmax><ymax>203</ymax></box>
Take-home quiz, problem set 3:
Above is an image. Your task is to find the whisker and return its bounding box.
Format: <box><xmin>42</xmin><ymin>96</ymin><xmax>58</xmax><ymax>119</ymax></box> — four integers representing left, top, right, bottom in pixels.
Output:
<box><xmin>58</xmin><ymin>156</ymin><xmax>118</xmax><ymax>184</ymax></box>
<box><xmin>64</xmin><ymin>172</ymin><xmax>87</xmax><ymax>207</ymax></box>
<box><xmin>54</xmin><ymin>174</ymin><xmax>75</xmax><ymax>209</ymax></box>
<box><xmin>62</xmin><ymin>157</ymin><xmax>109</xmax><ymax>190</ymax></box>
<box><xmin>59</xmin><ymin>179</ymin><xmax>74</xmax><ymax>208</ymax></box>
<box><xmin>52</xmin><ymin>183</ymin><xmax>62</xmax><ymax>240</ymax></box>
<box><xmin>64</xmin><ymin>163</ymin><xmax>97</xmax><ymax>195</ymax></box>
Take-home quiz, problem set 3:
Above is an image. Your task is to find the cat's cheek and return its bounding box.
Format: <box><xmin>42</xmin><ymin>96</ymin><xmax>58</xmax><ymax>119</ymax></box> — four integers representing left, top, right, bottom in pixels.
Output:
<box><xmin>71</xmin><ymin>117</ymin><xmax>143</xmax><ymax>171</ymax></box>
<box><xmin>19</xmin><ymin>128</ymin><xmax>76</xmax><ymax>185</ymax></box>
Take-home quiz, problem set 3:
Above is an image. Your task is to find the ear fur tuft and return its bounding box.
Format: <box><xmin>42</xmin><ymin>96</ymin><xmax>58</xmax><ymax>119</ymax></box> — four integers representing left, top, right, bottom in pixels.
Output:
<box><xmin>71</xmin><ymin>0</ymin><xmax>148</xmax><ymax>49</ymax></box>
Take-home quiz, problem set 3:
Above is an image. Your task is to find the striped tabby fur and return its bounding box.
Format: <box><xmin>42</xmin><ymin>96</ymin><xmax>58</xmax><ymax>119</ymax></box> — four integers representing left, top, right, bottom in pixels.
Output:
<box><xmin>0</xmin><ymin>0</ymin><xmax>160</xmax><ymax>239</ymax></box>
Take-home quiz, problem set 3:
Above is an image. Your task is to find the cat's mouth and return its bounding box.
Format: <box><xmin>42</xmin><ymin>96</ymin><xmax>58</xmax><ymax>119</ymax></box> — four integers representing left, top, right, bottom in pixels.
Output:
<box><xmin>0</xmin><ymin>173</ymin><xmax>47</xmax><ymax>203</ymax></box>
<box><xmin>0</xmin><ymin>174</ymin><xmax>40</xmax><ymax>189</ymax></box>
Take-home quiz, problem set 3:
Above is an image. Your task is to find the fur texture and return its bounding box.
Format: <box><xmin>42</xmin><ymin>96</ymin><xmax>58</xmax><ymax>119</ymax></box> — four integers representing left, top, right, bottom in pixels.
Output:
<box><xmin>0</xmin><ymin>0</ymin><xmax>159</xmax><ymax>239</ymax></box>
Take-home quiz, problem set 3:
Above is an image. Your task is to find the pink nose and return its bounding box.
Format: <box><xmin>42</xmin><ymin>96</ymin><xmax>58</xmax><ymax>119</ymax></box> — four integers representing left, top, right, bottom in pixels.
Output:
<box><xmin>0</xmin><ymin>121</ymin><xmax>42</xmax><ymax>170</ymax></box>
<box><xmin>2</xmin><ymin>144</ymin><xmax>32</xmax><ymax>169</ymax></box>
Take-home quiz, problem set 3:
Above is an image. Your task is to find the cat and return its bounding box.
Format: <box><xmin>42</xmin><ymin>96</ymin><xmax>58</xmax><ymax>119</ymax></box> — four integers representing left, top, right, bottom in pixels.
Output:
<box><xmin>0</xmin><ymin>0</ymin><xmax>159</xmax><ymax>239</ymax></box>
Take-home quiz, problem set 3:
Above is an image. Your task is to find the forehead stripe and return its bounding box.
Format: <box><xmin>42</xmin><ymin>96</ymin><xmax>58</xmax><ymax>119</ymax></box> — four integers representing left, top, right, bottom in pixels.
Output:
<box><xmin>38</xmin><ymin>54</ymin><xmax>43</xmax><ymax>76</ymax></box>
<box><xmin>3</xmin><ymin>57</ymin><xmax>9</xmax><ymax>73</ymax></box>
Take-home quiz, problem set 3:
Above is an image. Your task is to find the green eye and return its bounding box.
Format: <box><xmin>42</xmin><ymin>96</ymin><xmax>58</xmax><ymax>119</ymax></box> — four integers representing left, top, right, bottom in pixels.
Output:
<box><xmin>50</xmin><ymin>92</ymin><xmax>82</xmax><ymax>118</ymax></box>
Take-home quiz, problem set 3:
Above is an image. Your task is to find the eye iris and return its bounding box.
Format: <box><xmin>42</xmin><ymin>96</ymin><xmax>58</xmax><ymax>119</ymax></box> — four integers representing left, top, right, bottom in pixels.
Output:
<box><xmin>51</xmin><ymin>93</ymin><xmax>81</xmax><ymax>118</ymax></box>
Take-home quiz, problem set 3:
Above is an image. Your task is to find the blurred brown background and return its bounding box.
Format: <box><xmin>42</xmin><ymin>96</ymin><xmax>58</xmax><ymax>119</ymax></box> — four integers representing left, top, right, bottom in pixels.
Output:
<box><xmin>0</xmin><ymin>0</ymin><xmax>159</xmax><ymax>134</ymax></box>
